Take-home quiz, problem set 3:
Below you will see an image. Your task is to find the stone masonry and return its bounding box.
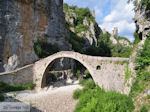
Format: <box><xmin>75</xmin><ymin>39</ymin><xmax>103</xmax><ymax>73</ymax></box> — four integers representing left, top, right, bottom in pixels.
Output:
<box><xmin>0</xmin><ymin>51</ymin><xmax>130</xmax><ymax>94</ymax></box>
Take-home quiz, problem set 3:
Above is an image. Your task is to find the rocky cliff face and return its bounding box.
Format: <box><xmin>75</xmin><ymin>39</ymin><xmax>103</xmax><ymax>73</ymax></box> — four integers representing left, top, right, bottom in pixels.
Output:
<box><xmin>64</xmin><ymin>4</ymin><xmax>102</xmax><ymax>48</ymax></box>
<box><xmin>45</xmin><ymin>0</ymin><xmax>71</xmax><ymax>50</ymax></box>
<box><xmin>0</xmin><ymin>0</ymin><xmax>71</xmax><ymax>72</ymax></box>
<box><xmin>0</xmin><ymin>0</ymin><xmax>38</xmax><ymax>72</ymax></box>
<box><xmin>109</xmin><ymin>27</ymin><xmax>132</xmax><ymax>47</ymax></box>
<box><xmin>134</xmin><ymin>0</ymin><xmax>150</xmax><ymax>40</ymax></box>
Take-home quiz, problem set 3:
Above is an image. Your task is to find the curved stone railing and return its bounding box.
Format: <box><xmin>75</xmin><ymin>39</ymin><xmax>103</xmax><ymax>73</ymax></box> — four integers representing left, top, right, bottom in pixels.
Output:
<box><xmin>0</xmin><ymin>64</ymin><xmax>34</xmax><ymax>84</ymax></box>
<box><xmin>0</xmin><ymin>64</ymin><xmax>33</xmax><ymax>76</ymax></box>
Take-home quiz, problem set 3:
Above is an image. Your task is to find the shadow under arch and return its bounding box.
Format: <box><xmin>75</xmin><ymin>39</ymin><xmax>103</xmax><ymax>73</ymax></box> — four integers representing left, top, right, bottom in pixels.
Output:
<box><xmin>41</xmin><ymin>57</ymin><xmax>94</xmax><ymax>88</ymax></box>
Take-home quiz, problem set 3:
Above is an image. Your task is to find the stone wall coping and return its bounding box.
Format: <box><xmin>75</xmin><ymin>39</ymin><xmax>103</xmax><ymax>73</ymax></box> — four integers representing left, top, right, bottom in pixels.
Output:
<box><xmin>0</xmin><ymin>51</ymin><xmax>129</xmax><ymax>76</ymax></box>
<box><xmin>0</xmin><ymin>64</ymin><xmax>34</xmax><ymax>76</ymax></box>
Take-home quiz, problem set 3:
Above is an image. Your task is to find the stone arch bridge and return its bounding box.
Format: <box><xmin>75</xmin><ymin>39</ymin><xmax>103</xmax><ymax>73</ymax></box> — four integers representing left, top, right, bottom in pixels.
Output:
<box><xmin>0</xmin><ymin>51</ymin><xmax>131</xmax><ymax>94</ymax></box>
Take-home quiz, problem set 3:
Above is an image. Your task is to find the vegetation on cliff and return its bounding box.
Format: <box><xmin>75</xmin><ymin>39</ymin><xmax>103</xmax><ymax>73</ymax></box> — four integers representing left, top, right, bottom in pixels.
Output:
<box><xmin>34</xmin><ymin>39</ymin><xmax>59</xmax><ymax>58</ymax></box>
<box><xmin>64</xmin><ymin>4</ymin><xmax>132</xmax><ymax>58</ymax></box>
<box><xmin>130</xmin><ymin>36</ymin><xmax>150</xmax><ymax>111</ymax></box>
<box><xmin>140</xmin><ymin>0</ymin><xmax>150</xmax><ymax>10</ymax></box>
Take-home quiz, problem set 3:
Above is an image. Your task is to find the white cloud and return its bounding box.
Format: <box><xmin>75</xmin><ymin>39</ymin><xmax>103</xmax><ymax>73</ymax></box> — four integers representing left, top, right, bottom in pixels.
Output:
<box><xmin>100</xmin><ymin>0</ymin><xmax>136</xmax><ymax>41</ymax></box>
<box><xmin>64</xmin><ymin>0</ymin><xmax>136</xmax><ymax>41</ymax></box>
<box><xmin>100</xmin><ymin>20</ymin><xmax>135</xmax><ymax>34</ymax></box>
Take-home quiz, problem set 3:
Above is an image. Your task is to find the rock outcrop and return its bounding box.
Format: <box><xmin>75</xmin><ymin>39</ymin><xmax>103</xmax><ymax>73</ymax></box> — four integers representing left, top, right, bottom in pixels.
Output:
<box><xmin>0</xmin><ymin>0</ymin><xmax>71</xmax><ymax>72</ymax></box>
<box><xmin>45</xmin><ymin>0</ymin><xmax>71</xmax><ymax>50</ymax></box>
<box><xmin>104</xmin><ymin>27</ymin><xmax>132</xmax><ymax>47</ymax></box>
<box><xmin>0</xmin><ymin>0</ymin><xmax>38</xmax><ymax>72</ymax></box>
<box><xmin>64</xmin><ymin>4</ymin><xmax>102</xmax><ymax>48</ymax></box>
<box><xmin>134</xmin><ymin>0</ymin><xmax>150</xmax><ymax>40</ymax></box>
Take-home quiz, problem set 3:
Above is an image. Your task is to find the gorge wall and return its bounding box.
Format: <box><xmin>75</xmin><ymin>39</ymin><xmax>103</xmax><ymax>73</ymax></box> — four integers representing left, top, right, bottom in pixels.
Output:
<box><xmin>0</xmin><ymin>0</ymin><xmax>71</xmax><ymax>72</ymax></box>
<box><xmin>0</xmin><ymin>0</ymin><xmax>134</xmax><ymax>73</ymax></box>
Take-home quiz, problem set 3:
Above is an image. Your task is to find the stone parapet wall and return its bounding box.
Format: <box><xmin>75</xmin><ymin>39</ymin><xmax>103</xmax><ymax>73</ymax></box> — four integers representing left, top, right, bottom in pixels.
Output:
<box><xmin>0</xmin><ymin>51</ymin><xmax>131</xmax><ymax>94</ymax></box>
<box><xmin>0</xmin><ymin>64</ymin><xmax>34</xmax><ymax>84</ymax></box>
<box><xmin>33</xmin><ymin>51</ymin><xmax>130</xmax><ymax>94</ymax></box>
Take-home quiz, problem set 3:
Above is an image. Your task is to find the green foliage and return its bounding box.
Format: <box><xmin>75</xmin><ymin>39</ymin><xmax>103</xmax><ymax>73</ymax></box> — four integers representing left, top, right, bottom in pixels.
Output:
<box><xmin>74</xmin><ymin>79</ymin><xmax>134</xmax><ymax>112</ymax></box>
<box><xmin>118</xmin><ymin>36</ymin><xmax>132</xmax><ymax>44</ymax></box>
<box><xmin>79</xmin><ymin>79</ymin><xmax>96</xmax><ymax>89</ymax></box>
<box><xmin>0</xmin><ymin>82</ymin><xmax>35</xmax><ymax>93</ymax></box>
<box><xmin>0</xmin><ymin>82</ymin><xmax>35</xmax><ymax>101</ymax></box>
<box><xmin>75</xmin><ymin>24</ymin><xmax>88</xmax><ymax>33</ymax></box>
<box><xmin>136</xmin><ymin>38</ymin><xmax>150</xmax><ymax>69</ymax></box>
<box><xmin>64</xmin><ymin>3</ymin><xmax>94</xmax><ymax>26</ymax></box>
<box><xmin>134</xmin><ymin>32</ymin><xmax>141</xmax><ymax>45</ymax></box>
<box><xmin>111</xmin><ymin>44</ymin><xmax>132</xmax><ymax>58</ymax></box>
<box><xmin>130</xmin><ymin>70</ymin><xmax>150</xmax><ymax>97</ymax></box>
<box><xmin>125</xmin><ymin>64</ymin><xmax>132</xmax><ymax>80</ymax></box>
<box><xmin>63</xmin><ymin>3</ymin><xmax>69</xmax><ymax>12</ymax></box>
<box><xmin>0</xmin><ymin>94</ymin><xmax>4</xmax><ymax>101</ymax></box>
<box><xmin>98</xmin><ymin>33</ymin><xmax>132</xmax><ymax>58</ymax></box>
<box><xmin>34</xmin><ymin>39</ymin><xmax>59</xmax><ymax>58</ymax></box>
<box><xmin>75</xmin><ymin>7</ymin><xmax>94</xmax><ymax>25</ymax></box>
<box><xmin>140</xmin><ymin>105</ymin><xmax>149</xmax><ymax>112</ymax></box>
<box><xmin>85</xmin><ymin>32</ymin><xmax>112</xmax><ymax>57</ymax></box>
<box><xmin>130</xmin><ymin>37</ymin><xmax>150</xmax><ymax>97</ymax></box>
<box><xmin>141</xmin><ymin>0</ymin><xmax>150</xmax><ymax>10</ymax></box>
<box><xmin>83</xmin><ymin>70</ymin><xmax>92</xmax><ymax>79</ymax></box>
<box><xmin>65</xmin><ymin>4</ymin><xmax>132</xmax><ymax>58</ymax></box>
<box><xmin>73</xmin><ymin>89</ymin><xmax>82</xmax><ymax>99</ymax></box>
<box><xmin>69</xmin><ymin>31</ymin><xmax>85</xmax><ymax>53</ymax></box>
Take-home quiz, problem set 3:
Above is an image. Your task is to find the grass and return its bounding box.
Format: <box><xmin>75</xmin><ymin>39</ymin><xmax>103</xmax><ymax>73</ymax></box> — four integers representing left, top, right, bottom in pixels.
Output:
<box><xmin>73</xmin><ymin>79</ymin><xmax>134</xmax><ymax>112</ymax></box>
<box><xmin>130</xmin><ymin>37</ymin><xmax>150</xmax><ymax>111</ymax></box>
<box><xmin>130</xmin><ymin>70</ymin><xmax>150</xmax><ymax>97</ymax></box>
<box><xmin>130</xmin><ymin>38</ymin><xmax>150</xmax><ymax>97</ymax></box>
<box><xmin>140</xmin><ymin>105</ymin><xmax>150</xmax><ymax>112</ymax></box>
<box><xmin>125</xmin><ymin>63</ymin><xmax>132</xmax><ymax>80</ymax></box>
<box><xmin>0</xmin><ymin>82</ymin><xmax>35</xmax><ymax>93</ymax></box>
<box><xmin>0</xmin><ymin>82</ymin><xmax>35</xmax><ymax>101</ymax></box>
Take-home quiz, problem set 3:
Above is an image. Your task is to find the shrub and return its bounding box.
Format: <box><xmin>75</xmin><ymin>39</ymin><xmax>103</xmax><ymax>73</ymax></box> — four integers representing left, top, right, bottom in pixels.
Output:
<box><xmin>73</xmin><ymin>89</ymin><xmax>82</xmax><ymax>99</ymax></box>
<box><xmin>130</xmin><ymin>70</ymin><xmax>150</xmax><ymax>97</ymax></box>
<box><xmin>69</xmin><ymin>31</ymin><xmax>85</xmax><ymax>53</ymax></box>
<box><xmin>83</xmin><ymin>70</ymin><xmax>92</xmax><ymax>79</ymax></box>
<box><xmin>75</xmin><ymin>8</ymin><xmax>94</xmax><ymax>25</ymax></box>
<box><xmin>0</xmin><ymin>94</ymin><xmax>4</xmax><ymax>101</ymax></box>
<box><xmin>0</xmin><ymin>82</ymin><xmax>35</xmax><ymax>93</ymax></box>
<box><xmin>34</xmin><ymin>39</ymin><xmax>59</xmax><ymax>58</ymax></box>
<box><xmin>134</xmin><ymin>32</ymin><xmax>141</xmax><ymax>45</ymax></box>
<box><xmin>74</xmin><ymin>80</ymin><xmax>134</xmax><ymax>112</ymax></box>
<box><xmin>79</xmin><ymin>79</ymin><xmax>95</xmax><ymax>89</ymax></box>
<box><xmin>75</xmin><ymin>24</ymin><xmax>88</xmax><ymax>33</ymax></box>
<box><xmin>140</xmin><ymin>105</ymin><xmax>149</xmax><ymax>112</ymax></box>
<box><xmin>136</xmin><ymin>38</ymin><xmax>150</xmax><ymax>69</ymax></box>
<box><xmin>130</xmin><ymin>37</ymin><xmax>150</xmax><ymax>98</ymax></box>
<box><xmin>85</xmin><ymin>33</ymin><xmax>112</xmax><ymax>57</ymax></box>
<box><xmin>111</xmin><ymin>44</ymin><xmax>132</xmax><ymax>58</ymax></box>
<box><xmin>141</xmin><ymin>0</ymin><xmax>150</xmax><ymax>10</ymax></box>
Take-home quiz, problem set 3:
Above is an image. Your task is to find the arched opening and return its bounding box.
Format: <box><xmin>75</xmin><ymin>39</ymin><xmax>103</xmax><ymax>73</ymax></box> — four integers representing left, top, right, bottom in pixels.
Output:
<box><xmin>41</xmin><ymin>57</ymin><xmax>93</xmax><ymax>89</ymax></box>
<box><xmin>96</xmin><ymin>65</ymin><xmax>101</xmax><ymax>70</ymax></box>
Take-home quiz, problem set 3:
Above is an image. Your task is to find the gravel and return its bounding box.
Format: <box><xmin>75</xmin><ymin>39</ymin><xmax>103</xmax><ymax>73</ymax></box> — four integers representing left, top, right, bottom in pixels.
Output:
<box><xmin>14</xmin><ymin>85</ymin><xmax>82</xmax><ymax>112</ymax></box>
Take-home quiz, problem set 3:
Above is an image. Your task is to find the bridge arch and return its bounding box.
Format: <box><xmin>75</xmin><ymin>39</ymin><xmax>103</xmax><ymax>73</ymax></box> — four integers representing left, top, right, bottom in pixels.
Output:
<box><xmin>33</xmin><ymin>51</ymin><xmax>95</xmax><ymax>90</ymax></box>
<box><xmin>41</xmin><ymin>57</ymin><xmax>93</xmax><ymax>88</ymax></box>
<box><xmin>33</xmin><ymin>51</ymin><xmax>130</xmax><ymax>94</ymax></box>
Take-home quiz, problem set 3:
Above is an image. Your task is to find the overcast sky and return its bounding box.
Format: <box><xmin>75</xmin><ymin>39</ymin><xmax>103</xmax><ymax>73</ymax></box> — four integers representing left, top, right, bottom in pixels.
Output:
<box><xmin>64</xmin><ymin>0</ymin><xmax>136</xmax><ymax>42</ymax></box>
